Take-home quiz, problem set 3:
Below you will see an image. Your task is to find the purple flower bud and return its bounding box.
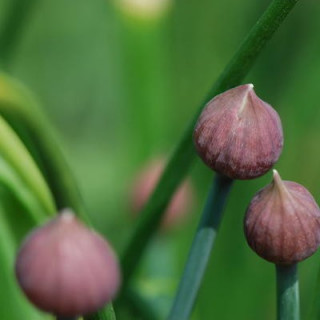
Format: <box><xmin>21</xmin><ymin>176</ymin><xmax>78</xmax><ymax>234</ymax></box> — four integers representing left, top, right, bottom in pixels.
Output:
<box><xmin>193</xmin><ymin>84</ymin><xmax>283</xmax><ymax>179</ymax></box>
<box><xmin>244</xmin><ymin>170</ymin><xmax>320</xmax><ymax>264</ymax></box>
<box><xmin>130</xmin><ymin>157</ymin><xmax>194</xmax><ymax>229</ymax></box>
<box><xmin>15</xmin><ymin>210</ymin><xmax>121</xmax><ymax>317</ymax></box>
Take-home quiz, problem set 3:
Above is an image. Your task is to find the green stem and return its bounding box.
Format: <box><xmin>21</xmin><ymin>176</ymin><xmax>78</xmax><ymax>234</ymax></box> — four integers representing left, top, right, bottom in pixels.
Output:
<box><xmin>276</xmin><ymin>264</ymin><xmax>300</xmax><ymax>320</ymax></box>
<box><xmin>85</xmin><ymin>304</ymin><xmax>117</xmax><ymax>320</ymax></box>
<box><xmin>0</xmin><ymin>74</ymin><xmax>88</xmax><ymax>223</ymax></box>
<box><xmin>117</xmin><ymin>11</ymin><xmax>172</xmax><ymax>162</ymax></box>
<box><xmin>56</xmin><ymin>317</ymin><xmax>77</xmax><ymax>320</ymax></box>
<box><xmin>0</xmin><ymin>0</ymin><xmax>38</xmax><ymax>67</ymax></box>
<box><xmin>168</xmin><ymin>175</ymin><xmax>233</xmax><ymax>320</ymax></box>
<box><xmin>0</xmin><ymin>115</ymin><xmax>55</xmax><ymax>216</ymax></box>
<box><xmin>120</xmin><ymin>0</ymin><xmax>300</xmax><ymax>293</ymax></box>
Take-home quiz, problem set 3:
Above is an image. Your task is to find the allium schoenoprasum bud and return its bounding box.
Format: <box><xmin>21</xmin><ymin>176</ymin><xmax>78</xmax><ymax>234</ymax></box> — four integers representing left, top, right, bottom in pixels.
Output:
<box><xmin>15</xmin><ymin>209</ymin><xmax>121</xmax><ymax>317</ymax></box>
<box><xmin>130</xmin><ymin>158</ymin><xmax>194</xmax><ymax>229</ymax></box>
<box><xmin>193</xmin><ymin>84</ymin><xmax>283</xmax><ymax>179</ymax></box>
<box><xmin>244</xmin><ymin>170</ymin><xmax>320</xmax><ymax>265</ymax></box>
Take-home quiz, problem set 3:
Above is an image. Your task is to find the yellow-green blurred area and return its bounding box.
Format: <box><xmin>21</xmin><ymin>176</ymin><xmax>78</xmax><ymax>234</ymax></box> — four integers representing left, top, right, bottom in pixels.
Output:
<box><xmin>1</xmin><ymin>0</ymin><xmax>320</xmax><ymax>319</ymax></box>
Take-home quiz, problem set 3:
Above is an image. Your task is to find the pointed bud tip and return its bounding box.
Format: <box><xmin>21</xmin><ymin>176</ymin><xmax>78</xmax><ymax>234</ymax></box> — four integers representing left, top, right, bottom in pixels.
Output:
<box><xmin>238</xmin><ymin>84</ymin><xmax>255</xmax><ymax>114</ymax></box>
<box><xmin>246</xmin><ymin>83</ymin><xmax>254</xmax><ymax>90</ymax></box>
<box><xmin>59</xmin><ymin>209</ymin><xmax>76</xmax><ymax>223</ymax></box>
<box><xmin>272</xmin><ymin>169</ymin><xmax>281</xmax><ymax>184</ymax></box>
<box><xmin>272</xmin><ymin>169</ymin><xmax>289</xmax><ymax>196</ymax></box>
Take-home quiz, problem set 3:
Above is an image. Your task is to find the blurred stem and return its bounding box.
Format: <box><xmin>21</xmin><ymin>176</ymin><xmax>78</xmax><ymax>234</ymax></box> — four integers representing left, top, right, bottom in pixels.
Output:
<box><xmin>86</xmin><ymin>304</ymin><xmax>116</xmax><ymax>320</ymax></box>
<box><xmin>120</xmin><ymin>0</ymin><xmax>300</xmax><ymax>293</ymax></box>
<box><xmin>5</xmin><ymin>107</ymin><xmax>88</xmax><ymax>222</ymax></box>
<box><xmin>56</xmin><ymin>317</ymin><xmax>77</xmax><ymax>320</ymax></box>
<box><xmin>118</xmin><ymin>13</ymin><xmax>171</xmax><ymax>161</ymax></box>
<box><xmin>0</xmin><ymin>115</ymin><xmax>55</xmax><ymax>216</ymax></box>
<box><xmin>168</xmin><ymin>175</ymin><xmax>233</xmax><ymax>320</ymax></box>
<box><xmin>276</xmin><ymin>264</ymin><xmax>300</xmax><ymax>320</ymax></box>
<box><xmin>0</xmin><ymin>0</ymin><xmax>38</xmax><ymax>68</ymax></box>
<box><xmin>18</xmin><ymin>114</ymin><xmax>88</xmax><ymax>222</ymax></box>
<box><xmin>0</xmin><ymin>74</ymin><xmax>88</xmax><ymax>223</ymax></box>
<box><xmin>0</xmin><ymin>159</ymin><xmax>50</xmax><ymax>225</ymax></box>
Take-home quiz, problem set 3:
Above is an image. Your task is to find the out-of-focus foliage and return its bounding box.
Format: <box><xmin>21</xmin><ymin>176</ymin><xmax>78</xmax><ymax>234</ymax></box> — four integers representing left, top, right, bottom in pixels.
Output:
<box><xmin>0</xmin><ymin>0</ymin><xmax>320</xmax><ymax>319</ymax></box>
<box><xmin>0</xmin><ymin>84</ymin><xmax>54</xmax><ymax>318</ymax></box>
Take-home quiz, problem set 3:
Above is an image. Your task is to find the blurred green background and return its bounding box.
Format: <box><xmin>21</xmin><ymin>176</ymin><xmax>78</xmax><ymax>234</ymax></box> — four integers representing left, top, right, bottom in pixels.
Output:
<box><xmin>1</xmin><ymin>0</ymin><xmax>320</xmax><ymax>319</ymax></box>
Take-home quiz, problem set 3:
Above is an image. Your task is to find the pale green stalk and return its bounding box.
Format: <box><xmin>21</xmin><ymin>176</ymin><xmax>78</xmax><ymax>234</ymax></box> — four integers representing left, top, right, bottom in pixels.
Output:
<box><xmin>168</xmin><ymin>175</ymin><xmax>233</xmax><ymax>319</ymax></box>
<box><xmin>276</xmin><ymin>264</ymin><xmax>300</xmax><ymax>320</ymax></box>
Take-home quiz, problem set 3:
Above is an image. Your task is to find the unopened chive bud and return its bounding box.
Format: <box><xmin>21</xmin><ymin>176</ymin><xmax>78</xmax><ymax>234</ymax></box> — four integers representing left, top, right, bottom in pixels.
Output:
<box><xmin>244</xmin><ymin>170</ymin><xmax>320</xmax><ymax>264</ymax></box>
<box><xmin>15</xmin><ymin>210</ymin><xmax>121</xmax><ymax>317</ymax></box>
<box><xmin>193</xmin><ymin>84</ymin><xmax>283</xmax><ymax>179</ymax></box>
<box><xmin>130</xmin><ymin>158</ymin><xmax>193</xmax><ymax>229</ymax></box>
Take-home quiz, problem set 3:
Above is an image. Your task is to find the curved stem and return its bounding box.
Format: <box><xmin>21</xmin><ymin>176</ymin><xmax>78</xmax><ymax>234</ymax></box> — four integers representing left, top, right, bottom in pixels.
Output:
<box><xmin>0</xmin><ymin>115</ymin><xmax>55</xmax><ymax>216</ymax></box>
<box><xmin>167</xmin><ymin>175</ymin><xmax>233</xmax><ymax>320</ymax></box>
<box><xmin>276</xmin><ymin>264</ymin><xmax>300</xmax><ymax>320</ymax></box>
<box><xmin>0</xmin><ymin>74</ymin><xmax>88</xmax><ymax>223</ymax></box>
<box><xmin>0</xmin><ymin>0</ymin><xmax>38</xmax><ymax>68</ymax></box>
<box><xmin>120</xmin><ymin>0</ymin><xmax>300</xmax><ymax>293</ymax></box>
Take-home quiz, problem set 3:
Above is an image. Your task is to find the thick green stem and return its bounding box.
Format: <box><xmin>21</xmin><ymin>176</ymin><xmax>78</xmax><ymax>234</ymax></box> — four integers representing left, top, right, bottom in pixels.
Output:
<box><xmin>0</xmin><ymin>0</ymin><xmax>38</xmax><ymax>67</ymax></box>
<box><xmin>120</xmin><ymin>0</ymin><xmax>300</xmax><ymax>293</ymax></box>
<box><xmin>168</xmin><ymin>175</ymin><xmax>233</xmax><ymax>320</ymax></box>
<box><xmin>276</xmin><ymin>264</ymin><xmax>300</xmax><ymax>320</ymax></box>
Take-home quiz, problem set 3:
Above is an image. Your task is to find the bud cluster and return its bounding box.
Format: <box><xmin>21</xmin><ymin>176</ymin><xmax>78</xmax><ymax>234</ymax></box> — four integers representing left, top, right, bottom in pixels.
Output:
<box><xmin>14</xmin><ymin>83</ymin><xmax>320</xmax><ymax>320</ymax></box>
<box><xmin>193</xmin><ymin>84</ymin><xmax>320</xmax><ymax>264</ymax></box>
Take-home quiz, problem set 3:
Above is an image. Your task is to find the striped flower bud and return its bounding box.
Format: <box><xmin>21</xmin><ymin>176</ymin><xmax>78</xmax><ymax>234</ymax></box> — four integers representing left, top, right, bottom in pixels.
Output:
<box><xmin>244</xmin><ymin>170</ymin><xmax>320</xmax><ymax>264</ymax></box>
<box><xmin>193</xmin><ymin>84</ymin><xmax>283</xmax><ymax>179</ymax></box>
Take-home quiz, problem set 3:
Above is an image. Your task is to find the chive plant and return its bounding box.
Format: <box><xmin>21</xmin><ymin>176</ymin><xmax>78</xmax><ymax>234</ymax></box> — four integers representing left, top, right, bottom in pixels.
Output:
<box><xmin>1</xmin><ymin>0</ymin><xmax>316</xmax><ymax>319</ymax></box>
